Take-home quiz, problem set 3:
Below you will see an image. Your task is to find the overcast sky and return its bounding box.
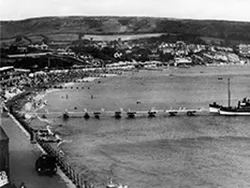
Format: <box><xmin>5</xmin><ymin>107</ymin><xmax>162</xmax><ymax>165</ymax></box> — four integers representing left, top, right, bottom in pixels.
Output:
<box><xmin>0</xmin><ymin>0</ymin><xmax>249</xmax><ymax>21</ymax></box>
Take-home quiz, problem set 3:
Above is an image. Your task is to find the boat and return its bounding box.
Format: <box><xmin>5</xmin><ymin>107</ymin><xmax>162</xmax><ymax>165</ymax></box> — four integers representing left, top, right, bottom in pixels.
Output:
<box><xmin>106</xmin><ymin>178</ymin><xmax>128</xmax><ymax>188</ymax></box>
<box><xmin>219</xmin><ymin>98</ymin><xmax>250</xmax><ymax>115</ymax></box>
<box><xmin>209</xmin><ymin>102</ymin><xmax>222</xmax><ymax>113</ymax></box>
<box><xmin>209</xmin><ymin>78</ymin><xmax>250</xmax><ymax>115</ymax></box>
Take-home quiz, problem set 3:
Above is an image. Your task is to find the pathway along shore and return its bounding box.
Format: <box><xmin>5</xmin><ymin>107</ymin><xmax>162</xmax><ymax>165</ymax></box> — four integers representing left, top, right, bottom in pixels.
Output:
<box><xmin>1</xmin><ymin>108</ymin><xmax>75</xmax><ymax>188</ymax></box>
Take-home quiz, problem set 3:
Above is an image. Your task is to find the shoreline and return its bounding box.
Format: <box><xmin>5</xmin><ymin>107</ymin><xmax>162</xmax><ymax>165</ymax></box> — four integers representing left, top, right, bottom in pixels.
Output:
<box><xmin>3</xmin><ymin>73</ymin><xmax>121</xmax><ymax>187</ymax></box>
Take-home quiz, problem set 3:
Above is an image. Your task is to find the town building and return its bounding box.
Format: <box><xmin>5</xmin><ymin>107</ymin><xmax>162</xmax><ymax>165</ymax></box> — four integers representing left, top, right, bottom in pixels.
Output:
<box><xmin>28</xmin><ymin>42</ymin><xmax>49</xmax><ymax>50</ymax></box>
<box><xmin>237</xmin><ymin>44</ymin><xmax>250</xmax><ymax>56</ymax></box>
<box><xmin>174</xmin><ymin>57</ymin><xmax>192</xmax><ymax>66</ymax></box>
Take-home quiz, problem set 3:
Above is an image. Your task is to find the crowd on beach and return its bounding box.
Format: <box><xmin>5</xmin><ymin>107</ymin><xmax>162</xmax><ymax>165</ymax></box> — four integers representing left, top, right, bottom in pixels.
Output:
<box><xmin>0</xmin><ymin>67</ymin><xmax>122</xmax><ymax>144</ymax></box>
<box><xmin>0</xmin><ymin>67</ymin><xmax>123</xmax><ymax>153</ymax></box>
<box><xmin>1</xmin><ymin>67</ymin><xmax>123</xmax><ymax>134</ymax></box>
<box><xmin>0</xmin><ymin>68</ymin><xmax>122</xmax><ymax>103</ymax></box>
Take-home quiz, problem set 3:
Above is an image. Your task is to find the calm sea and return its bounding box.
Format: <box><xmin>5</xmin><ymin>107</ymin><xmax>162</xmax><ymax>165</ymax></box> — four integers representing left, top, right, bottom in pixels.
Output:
<box><xmin>42</xmin><ymin>66</ymin><xmax>250</xmax><ymax>188</ymax></box>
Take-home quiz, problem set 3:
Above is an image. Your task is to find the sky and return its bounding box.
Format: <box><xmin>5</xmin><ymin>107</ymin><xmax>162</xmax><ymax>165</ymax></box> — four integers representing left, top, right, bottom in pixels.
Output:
<box><xmin>0</xmin><ymin>0</ymin><xmax>250</xmax><ymax>22</ymax></box>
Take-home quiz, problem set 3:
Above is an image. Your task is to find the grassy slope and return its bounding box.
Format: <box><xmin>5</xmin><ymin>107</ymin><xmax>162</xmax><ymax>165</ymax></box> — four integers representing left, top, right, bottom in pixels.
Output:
<box><xmin>1</xmin><ymin>16</ymin><xmax>250</xmax><ymax>44</ymax></box>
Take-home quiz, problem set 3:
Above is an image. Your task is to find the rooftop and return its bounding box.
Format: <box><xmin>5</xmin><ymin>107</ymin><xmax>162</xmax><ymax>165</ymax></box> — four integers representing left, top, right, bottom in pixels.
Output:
<box><xmin>0</xmin><ymin>66</ymin><xmax>14</xmax><ymax>73</ymax></box>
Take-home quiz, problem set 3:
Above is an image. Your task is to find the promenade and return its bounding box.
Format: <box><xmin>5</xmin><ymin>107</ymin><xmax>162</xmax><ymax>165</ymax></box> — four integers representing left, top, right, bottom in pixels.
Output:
<box><xmin>0</xmin><ymin>111</ymin><xmax>75</xmax><ymax>188</ymax></box>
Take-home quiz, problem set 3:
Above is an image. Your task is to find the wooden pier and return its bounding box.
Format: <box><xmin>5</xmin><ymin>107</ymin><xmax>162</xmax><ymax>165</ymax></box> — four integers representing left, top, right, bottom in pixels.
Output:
<box><xmin>23</xmin><ymin>107</ymin><xmax>205</xmax><ymax>120</ymax></box>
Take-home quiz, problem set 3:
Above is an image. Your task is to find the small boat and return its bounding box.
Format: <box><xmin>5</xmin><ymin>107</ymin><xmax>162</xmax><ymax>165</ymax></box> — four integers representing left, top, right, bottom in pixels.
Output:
<box><xmin>106</xmin><ymin>179</ymin><xmax>116</xmax><ymax>188</ymax></box>
<box><xmin>209</xmin><ymin>102</ymin><xmax>222</xmax><ymax>113</ymax></box>
<box><xmin>106</xmin><ymin>178</ymin><xmax>128</xmax><ymax>188</ymax></box>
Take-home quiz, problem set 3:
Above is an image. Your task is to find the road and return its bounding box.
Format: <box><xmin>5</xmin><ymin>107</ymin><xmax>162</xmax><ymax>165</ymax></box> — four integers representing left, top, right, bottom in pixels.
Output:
<box><xmin>0</xmin><ymin>111</ymin><xmax>75</xmax><ymax>188</ymax></box>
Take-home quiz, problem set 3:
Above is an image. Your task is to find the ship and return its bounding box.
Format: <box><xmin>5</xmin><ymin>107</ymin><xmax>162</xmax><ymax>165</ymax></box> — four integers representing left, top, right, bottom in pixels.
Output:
<box><xmin>219</xmin><ymin>98</ymin><xmax>250</xmax><ymax>115</ymax></box>
<box><xmin>209</xmin><ymin>78</ymin><xmax>250</xmax><ymax>115</ymax></box>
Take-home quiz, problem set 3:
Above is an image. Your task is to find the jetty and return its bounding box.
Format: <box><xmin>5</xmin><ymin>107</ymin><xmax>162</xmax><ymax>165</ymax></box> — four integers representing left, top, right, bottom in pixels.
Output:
<box><xmin>23</xmin><ymin>107</ymin><xmax>204</xmax><ymax>120</ymax></box>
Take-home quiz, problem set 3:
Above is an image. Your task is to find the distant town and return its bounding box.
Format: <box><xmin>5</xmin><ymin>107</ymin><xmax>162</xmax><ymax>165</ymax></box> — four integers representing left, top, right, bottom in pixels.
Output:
<box><xmin>1</xmin><ymin>32</ymin><xmax>250</xmax><ymax>101</ymax></box>
<box><xmin>1</xmin><ymin>33</ymin><xmax>250</xmax><ymax>72</ymax></box>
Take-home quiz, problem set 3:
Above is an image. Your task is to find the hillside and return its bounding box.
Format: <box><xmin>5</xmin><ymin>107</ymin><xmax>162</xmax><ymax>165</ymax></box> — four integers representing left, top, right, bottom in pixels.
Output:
<box><xmin>1</xmin><ymin>16</ymin><xmax>250</xmax><ymax>45</ymax></box>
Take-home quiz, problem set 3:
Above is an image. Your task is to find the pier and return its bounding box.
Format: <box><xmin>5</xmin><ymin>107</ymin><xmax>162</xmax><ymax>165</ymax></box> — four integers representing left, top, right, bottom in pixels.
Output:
<box><xmin>23</xmin><ymin>107</ymin><xmax>205</xmax><ymax>120</ymax></box>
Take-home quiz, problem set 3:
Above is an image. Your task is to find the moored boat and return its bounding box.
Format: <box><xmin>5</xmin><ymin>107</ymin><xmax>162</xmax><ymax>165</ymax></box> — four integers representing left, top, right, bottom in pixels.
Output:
<box><xmin>219</xmin><ymin>98</ymin><xmax>250</xmax><ymax>116</ymax></box>
<box><xmin>209</xmin><ymin>102</ymin><xmax>222</xmax><ymax>113</ymax></box>
<box><xmin>209</xmin><ymin>77</ymin><xmax>250</xmax><ymax>115</ymax></box>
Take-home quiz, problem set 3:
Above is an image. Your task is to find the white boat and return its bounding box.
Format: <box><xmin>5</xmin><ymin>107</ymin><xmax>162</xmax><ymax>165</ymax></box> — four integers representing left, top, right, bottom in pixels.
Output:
<box><xmin>209</xmin><ymin>102</ymin><xmax>221</xmax><ymax>113</ymax></box>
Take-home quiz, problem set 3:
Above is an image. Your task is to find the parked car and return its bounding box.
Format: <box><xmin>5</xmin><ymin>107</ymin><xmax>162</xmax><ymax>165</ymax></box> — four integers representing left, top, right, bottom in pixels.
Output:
<box><xmin>35</xmin><ymin>154</ymin><xmax>57</xmax><ymax>176</ymax></box>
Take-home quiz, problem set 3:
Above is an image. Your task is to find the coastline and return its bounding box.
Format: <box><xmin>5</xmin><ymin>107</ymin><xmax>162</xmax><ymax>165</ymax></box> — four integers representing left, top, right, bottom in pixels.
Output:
<box><xmin>3</xmin><ymin>73</ymin><xmax>121</xmax><ymax>187</ymax></box>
